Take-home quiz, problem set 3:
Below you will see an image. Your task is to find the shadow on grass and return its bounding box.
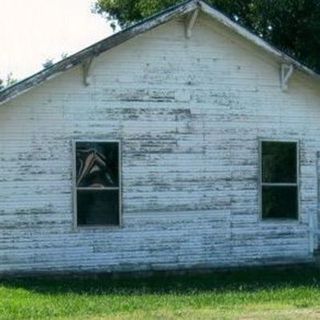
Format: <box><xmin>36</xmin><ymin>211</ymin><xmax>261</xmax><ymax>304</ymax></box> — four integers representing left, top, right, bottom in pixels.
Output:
<box><xmin>1</xmin><ymin>265</ymin><xmax>320</xmax><ymax>296</ymax></box>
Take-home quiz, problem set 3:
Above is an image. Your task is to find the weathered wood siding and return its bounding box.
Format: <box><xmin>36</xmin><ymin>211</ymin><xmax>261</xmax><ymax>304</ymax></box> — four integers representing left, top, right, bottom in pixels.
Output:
<box><xmin>0</xmin><ymin>13</ymin><xmax>320</xmax><ymax>273</ymax></box>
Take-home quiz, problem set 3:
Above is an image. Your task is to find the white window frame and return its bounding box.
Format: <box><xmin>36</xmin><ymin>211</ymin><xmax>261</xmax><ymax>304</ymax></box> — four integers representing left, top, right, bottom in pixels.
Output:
<box><xmin>72</xmin><ymin>140</ymin><xmax>122</xmax><ymax>229</ymax></box>
<box><xmin>259</xmin><ymin>139</ymin><xmax>300</xmax><ymax>221</ymax></box>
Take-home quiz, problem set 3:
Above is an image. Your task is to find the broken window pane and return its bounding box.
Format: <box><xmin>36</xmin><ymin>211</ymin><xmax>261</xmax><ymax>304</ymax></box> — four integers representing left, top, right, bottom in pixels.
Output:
<box><xmin>262</xmin><ymin>186</ymin><xmax>298</xmax><ymax>219</ymax></box>
<box><xmin>261</xmin><ymin>141</ymin><xmax>297</xmax><ymax>183</ymax></box>
<box><xmin>75</xmin><ymin>141</ymin><xmax>120</xmax><ymax>227</ymax></box>
<box><xmin>76</xmin><ymin>142</ymin><xmax>119</xmax><ymax>188</ymax></box>
<box><xmin>77</xmin><ymin>190</ymin><xmax>119</xmax><ymax>226</ymax></box>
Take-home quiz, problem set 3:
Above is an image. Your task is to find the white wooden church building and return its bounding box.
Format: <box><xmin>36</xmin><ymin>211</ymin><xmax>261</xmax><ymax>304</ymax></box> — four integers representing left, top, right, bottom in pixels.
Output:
<box><xmin>1</xmin><ymin>0</ymin><xmax>320</xmax><ymax>274</ymax></box>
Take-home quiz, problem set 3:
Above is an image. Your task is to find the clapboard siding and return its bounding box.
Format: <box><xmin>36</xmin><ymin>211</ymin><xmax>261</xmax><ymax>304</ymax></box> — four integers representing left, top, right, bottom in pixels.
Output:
<box><xmin>0</xmin><ymin>12</ymin><xmax>319</xmax><ymax>273</ymax></box>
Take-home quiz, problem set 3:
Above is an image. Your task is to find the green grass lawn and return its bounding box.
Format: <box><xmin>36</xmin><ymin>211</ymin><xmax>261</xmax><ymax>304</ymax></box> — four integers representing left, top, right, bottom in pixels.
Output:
<box><xmin>1</xmin><ymin>265</ymin><xmax>320</xmax><ymax>320</ymax></box>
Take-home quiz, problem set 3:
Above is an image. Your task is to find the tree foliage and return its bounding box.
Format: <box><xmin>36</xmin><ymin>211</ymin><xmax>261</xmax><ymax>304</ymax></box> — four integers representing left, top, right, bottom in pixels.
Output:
<box><xmin>95</xmin><ymin>0</ymin><xmax>320</xmax><ymax>72</ymax></box>
<box><xmin>0</xmin><ymin>73</ymin><xmax>18</xmax><ymax>91</ymax></box>
<box><xmin>42</xmin><ymin>58</ymin><xmax>54</xmax><ymax>69</ymax></box>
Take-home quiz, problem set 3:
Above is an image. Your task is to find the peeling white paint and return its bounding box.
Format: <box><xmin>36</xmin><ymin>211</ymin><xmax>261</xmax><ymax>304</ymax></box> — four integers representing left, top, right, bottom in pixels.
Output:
<box><xmin>0</xmin><ymin>14</ymin><xmax>319</xmax><ymax>274</ymax></box>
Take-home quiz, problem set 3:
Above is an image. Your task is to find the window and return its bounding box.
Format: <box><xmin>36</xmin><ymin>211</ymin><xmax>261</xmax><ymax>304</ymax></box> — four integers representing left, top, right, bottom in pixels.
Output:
<box><xmin>74</xmin><ymin>141</ymin><xmax>120</xmax><ymax>226</ymax></box>
<box><xmin>260</xmin><ymin>141</ymin><xmax>298</xmax><ymax>219</ymax></box>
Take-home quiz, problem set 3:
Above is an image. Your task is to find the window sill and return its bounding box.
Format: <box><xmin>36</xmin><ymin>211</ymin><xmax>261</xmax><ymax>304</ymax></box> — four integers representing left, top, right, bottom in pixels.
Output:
<box><xmin>73</xmin><ymin>224</ymin><xmax>123</xmax><ymax>232</ymax></box>
<box><xmin>259</xmin><ymin>218</ymin><xmax>300</xmax><ymax>224</ymax></box>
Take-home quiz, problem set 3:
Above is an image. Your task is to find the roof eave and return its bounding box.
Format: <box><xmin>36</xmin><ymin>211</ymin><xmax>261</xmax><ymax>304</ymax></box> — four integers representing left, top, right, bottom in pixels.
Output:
<box><xmin>199</xmin><ymin>1</ymin><xmax>320</xmax><ymax>81</ymax></box>
<box><xmin>1</xmin><ymin>0</ymin><xmax>319</xmax><ymax>106</ymax></box>
<box><xmin>0</xmin><ymin>0</ymin><xmax>198</xmax><ymax>106</ymax></box>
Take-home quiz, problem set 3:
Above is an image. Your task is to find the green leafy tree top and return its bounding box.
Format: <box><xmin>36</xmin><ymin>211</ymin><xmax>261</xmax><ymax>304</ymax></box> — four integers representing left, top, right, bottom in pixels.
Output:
<box><xmin>0</xmin><ymin>73</ymin><xmax>18</xmax><ymax>91</ymax></box>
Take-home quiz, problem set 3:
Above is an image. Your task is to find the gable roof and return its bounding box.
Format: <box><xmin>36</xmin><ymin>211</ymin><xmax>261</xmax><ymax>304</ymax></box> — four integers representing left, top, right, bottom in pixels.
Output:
<box><xmin>1</xmin><ymin>0</ymin><xmax>319</xmax><ymax>106</ymax></box>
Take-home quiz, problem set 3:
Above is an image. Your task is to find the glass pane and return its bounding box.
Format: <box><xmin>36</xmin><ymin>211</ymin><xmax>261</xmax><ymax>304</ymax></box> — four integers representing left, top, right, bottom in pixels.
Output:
<box><xmin>262</xmin><ymin>186</ymin><xmax>298</xmax><ymax>219</ymax></box>
<box><xmin>76</xmin><ymin>142</ymin><xmax>119</xmax><ymax>188</ymax></box>
<box><xmin>261</xmin><ymin>141</ymin><xmax>297</xmax><ymax>183</ymax></box>
<box><xmin>77</xmin><ymin>190</ymin><xmax>119</xmax><ymax>225</ymax></box>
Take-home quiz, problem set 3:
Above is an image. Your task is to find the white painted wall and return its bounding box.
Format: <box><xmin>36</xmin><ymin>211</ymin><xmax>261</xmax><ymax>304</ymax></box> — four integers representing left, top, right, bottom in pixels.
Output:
<box><xmin>0</xmin><ymin>13</ymin><xmax>320</xmax><ymax>273</ymax></box>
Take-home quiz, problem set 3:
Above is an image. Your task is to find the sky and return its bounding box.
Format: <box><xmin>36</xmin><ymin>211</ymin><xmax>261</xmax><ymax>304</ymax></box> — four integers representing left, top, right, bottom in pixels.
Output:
<box><xmin>1</xmin><ymin>0</ymin><xmax>115</xmax><ymax>81</ymax></box>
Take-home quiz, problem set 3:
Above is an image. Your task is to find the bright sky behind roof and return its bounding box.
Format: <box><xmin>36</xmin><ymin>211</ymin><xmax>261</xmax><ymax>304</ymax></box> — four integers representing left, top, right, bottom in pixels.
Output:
<box><xmin>1</xmin><ymin>0</ymin><xmax>115</xmax><ymax>81</ymax></box>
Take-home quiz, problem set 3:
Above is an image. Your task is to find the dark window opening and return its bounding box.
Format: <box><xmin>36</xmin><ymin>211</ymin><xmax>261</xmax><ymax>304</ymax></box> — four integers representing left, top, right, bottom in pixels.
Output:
<box><xmin>75</xmin><ymin>141</ymin><xmax>120</xmax><ymax>226</ymax></box>
<box><xmin>261</xmin><ymin>141</ymin><xmax>298</xmax><ymax>219</ymax></box>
